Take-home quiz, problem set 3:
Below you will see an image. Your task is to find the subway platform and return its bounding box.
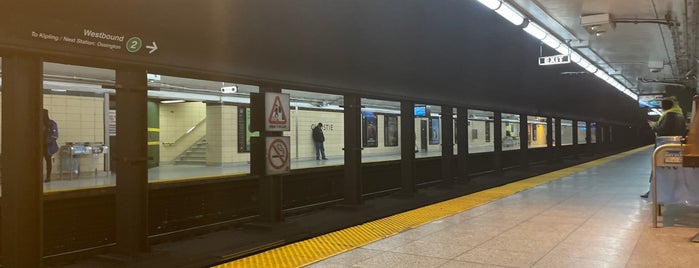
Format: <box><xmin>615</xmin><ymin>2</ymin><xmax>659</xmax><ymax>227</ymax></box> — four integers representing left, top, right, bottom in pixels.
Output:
<box><xmin>220</xmin><ymin>146</ymin><xmax>699</xmax><ymax>268</ymax></box>
<box><xmin>61</xmin><ymin>146</ymin><xmax>699</xmax><ymax>268</ymax></box>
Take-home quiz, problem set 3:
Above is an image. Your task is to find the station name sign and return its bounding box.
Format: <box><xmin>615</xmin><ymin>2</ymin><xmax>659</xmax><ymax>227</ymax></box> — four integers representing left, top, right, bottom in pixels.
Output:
<box><xmin>538</xmin><ymin>54</ymin><xmax>570</xmax><ymax>66</ymax></box>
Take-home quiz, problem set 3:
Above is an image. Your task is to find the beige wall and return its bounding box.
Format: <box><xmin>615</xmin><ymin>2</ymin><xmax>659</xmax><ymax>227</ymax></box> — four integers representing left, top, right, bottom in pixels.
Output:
<box><xmin>206</xmin><ymin>104</ymin><xmax>238</xmax><ymax>165</ymax></box>
<box><xmin>2</xmin><ymin>94</ymin><xmax>109</xmax><ymax>176</ymax></box>
<box><xmin>530</xmin><ymin>124</ymin><xmax>548</xmax><ymax>148</ymax></box>
<box><xmin>159</xmin><ymin>102</ymin><xmax>207</xmax><ymax>163</ymax></box>
<box><xmin>286</xmin><ymin>109</ymin><xmax>345</xmax><ymax>159</ymax></box>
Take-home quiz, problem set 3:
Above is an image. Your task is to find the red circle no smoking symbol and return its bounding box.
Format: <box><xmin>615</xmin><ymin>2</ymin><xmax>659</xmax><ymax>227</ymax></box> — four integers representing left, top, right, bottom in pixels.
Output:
<box><xmin>267</xmin><ymin>139</ymin><xmax>289</xmax><ymax>169</ymax></box>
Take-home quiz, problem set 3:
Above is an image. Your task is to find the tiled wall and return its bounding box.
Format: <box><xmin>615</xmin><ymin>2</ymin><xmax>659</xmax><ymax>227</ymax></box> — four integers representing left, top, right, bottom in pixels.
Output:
<box><xmin>206</xmin><ymin>104</ymin><xmax>238</xmax><ymax>165</ymax></box>
<box><xmin>285</xmin><ymin>109</ymin><xmax>345</xmax><ymax>160</ymax></box>
<box><xmin>159</xmin><ymin>102</ymin><xmax>207</xmax><ymax>163</ymax></box>
<box><xmin>33</xmin><ymin>94</ymin><xmax>105</xmax><ymax>176</ymax></box>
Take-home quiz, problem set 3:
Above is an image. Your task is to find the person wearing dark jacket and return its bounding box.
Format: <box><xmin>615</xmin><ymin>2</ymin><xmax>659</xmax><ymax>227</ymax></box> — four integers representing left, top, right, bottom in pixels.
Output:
<box><xmin>654</xmin><ymin>99</ymin><xmax>686</xmax><ymax>136</ymax></box>
<box><xmin>43</xmin><ymin>109</ymin><xmax>59</xmax><ymax>182</ymax></box>
<box><xmin>312</xmin><ymin>122</ymin><xmax>327</xmax><ymax>160</ymax></box>
<box><xmin>641</xmin><ymin>98</ymin><xmax>686</xmax><ymax>198</ymax></box>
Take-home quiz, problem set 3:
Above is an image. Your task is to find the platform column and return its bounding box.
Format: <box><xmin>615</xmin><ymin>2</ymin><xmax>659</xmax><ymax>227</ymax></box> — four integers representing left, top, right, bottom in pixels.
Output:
<box><xmin>1</xmin><ymin>53</ymin><xmax>44</xmax><ymax>267</ymax></box>
<box><xmin>595</xmin><ymin>122</ymin><xmax>603</xmax><ymax>154</ymax></box>
<box><xmin>572</xmin><ymin>119</ymin><xmax>579</xmax><ymax>158</ymax></box>
<box><xmin>251</xmin><ymin>85</ymin><xmax>283</xmax><ymax>222</ymax></box>
<box><xmin>456</xmin><ymin>108</ymin><xmax>469</xmax><ymax>180</ymax></box>
<box><xmin>493</xmin><ymin>112</ymin><xmax>503</xmax><ymax>173</ymax></box>
<box><xmin>343</xmin><ymin>94</ymin><xmax>363</xmax><ymax>205</ymax></box>
<box><xmin>585</xmin><ymin>121</ymin><xmax>592</xmax><ymax>155</ymax></box>
<box><xmin>114</xmin><ymin>68</ymin><xmax>150</xmax><ymax>255</ymax></box>
<box><xmin>555</xmin><ymin>117</ymin><xmax>562</xmax><ymax>159</ymax></box>
<box><xmin>546</xmin><ymin>117</ymin><xmax>553</xmax><ymax>161</ymax></box>
<box><xmin>519</xmin><ymin>113</ymin><xmax>528</xmax><ymax>169</ymax></box>
<box><xmin>205</xmin><ymin>102</ymin><xmax>236</xmax><ymax>166</ymax></box>
<box><xmin>400</xmin><ymin>101</ymin><xmax>416</xmax><ymax>195</ymax></box>
<box><xmin>441</xmin><ymin>106</ymin><xmax>454</xmax><ymax>184</ymax></box>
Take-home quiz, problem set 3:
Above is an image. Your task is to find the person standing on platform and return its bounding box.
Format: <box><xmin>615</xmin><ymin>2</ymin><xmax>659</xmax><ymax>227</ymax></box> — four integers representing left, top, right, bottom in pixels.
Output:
<box><xmin>312</xmin><ymin>122</ymin><xmax>327</xmax><ymax>160</ymax></box>
<box><xmin>43</xmin><ymin>109</ymin><xmax>59</xmax><ymax>182</ymax></box>
<box><xmin>641</xmin><ymin>97</ymin><xmax>686</xmax><ymax>198</ymax></box>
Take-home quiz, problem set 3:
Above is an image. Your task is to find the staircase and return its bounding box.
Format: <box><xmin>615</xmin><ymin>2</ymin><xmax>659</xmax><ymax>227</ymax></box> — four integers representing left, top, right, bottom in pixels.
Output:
<box><xmin>175</xmin><ymin>137</ymin><xmax>207</xmax><ymax>165</ymax></box>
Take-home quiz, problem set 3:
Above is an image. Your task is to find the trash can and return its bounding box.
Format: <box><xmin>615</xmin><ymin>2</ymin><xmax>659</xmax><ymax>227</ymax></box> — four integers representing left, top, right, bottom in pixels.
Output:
<box><xmin>59</xmin><ymin>144</ymin><xmax>78</xmax><ymax>178</ymax></box>
<box><xmin>58</xmin><ymin>143</ymin><xmax>91</xmax><ymax>179</ymax></box>
<box><xmin>656</xmin><ymin>136</ymin><xmax>682</xmax><ymax>147</ymax></box>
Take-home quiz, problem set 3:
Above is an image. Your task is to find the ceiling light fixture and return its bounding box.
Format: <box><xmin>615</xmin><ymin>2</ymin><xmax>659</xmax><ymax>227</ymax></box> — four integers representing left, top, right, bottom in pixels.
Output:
<box><xmin>476</xmin><ymin>0</ymin><xmax>636</xmax><ymax>100</ymax></box>
<box><xmin>161</xmin><ymin>99</ymin><xmax>185</xmax><ymax>104</ymax></box>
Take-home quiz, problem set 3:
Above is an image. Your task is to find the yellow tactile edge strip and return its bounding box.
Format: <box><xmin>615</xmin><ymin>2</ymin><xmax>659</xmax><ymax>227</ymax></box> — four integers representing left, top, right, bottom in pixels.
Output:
<box><xmin>215</xmin><ymin>146</ymin><xmax>651</xmax><ymax>268</ymax></box>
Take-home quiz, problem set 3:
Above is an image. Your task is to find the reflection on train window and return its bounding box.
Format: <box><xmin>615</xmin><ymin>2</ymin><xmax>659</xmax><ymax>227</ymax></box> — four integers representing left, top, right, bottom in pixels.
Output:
<box><xmin>561</xmin><ymin>119</ymin><xmax>574</xmax><ymax>145</ymax></box>
<box><xmin>361</xmin><ymin>98</ymin><xmax>400</xmax><ymax>163</ymax></box>
<box><xmin>578</xmin><ymin>121</ymin><xmax>588</xmax><ymax>144</ymax></box>
<box><xmin>416</xmin><ymin>104</ymin><xmax>442</xmax><ymax>158</ymax></box>
<box><xmin>150</xmin><ymin>75</ymin><xmax>258</xmax><ymax>181</ymax></box>
<box><xmin>591</xmin><ymin>122</ymin><xmax>597</xmax><ymax>143</ymax></box>
<box><xmin>282</xmin><ymin>89</ymin><xmax>345</xmax><ymax>169</ymax></box>
<box><xmin>468</xmin><ymin>110</ymin><xmax>494</xmax><ymax>153</ymax></box>
<box><xmin>528</xmin><ymin>116</ymin><xmax>547</xmax><ymax>148</ymax></box>
<box><xmin>502</xmin><ymin>113</ymin><xmax>519</xmax><ymax>151</ymax></box>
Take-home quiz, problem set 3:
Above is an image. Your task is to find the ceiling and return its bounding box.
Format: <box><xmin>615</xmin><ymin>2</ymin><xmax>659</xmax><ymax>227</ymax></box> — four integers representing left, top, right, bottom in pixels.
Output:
<box><xmin>510</xmin><ymin>0</ymin><xmax>697</xmax><ymax>96</ymax></box>
<box><xmin>2</xmin><ymin>0</ymin><xmax>690</xmax><ymax>122</ymax></box>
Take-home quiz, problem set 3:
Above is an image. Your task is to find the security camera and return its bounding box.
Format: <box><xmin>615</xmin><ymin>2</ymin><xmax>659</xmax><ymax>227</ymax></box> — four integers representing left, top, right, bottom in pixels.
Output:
<box><xmin>220</xmin><ymin>85</ymin><xmax>238</xmax><ymax>94</ymax></box>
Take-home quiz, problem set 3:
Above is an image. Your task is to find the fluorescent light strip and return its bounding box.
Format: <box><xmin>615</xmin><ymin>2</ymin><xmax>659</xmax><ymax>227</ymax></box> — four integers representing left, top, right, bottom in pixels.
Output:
<box><xmin>523</xmin><ymin>22</ymin><xmax>547</xmax><ymax>40</ymax></box>
<box><xmin>541</xmin><ymin>35</ymin><xmax>561</xmax><ymax>49</ymax></box>
<box><xmin>555</xmin><ymin>44</ymin><xmax>570</xmax><ymax>55</ymax></box>
<box><xmin>477</xmin><ymin>0</ymin><xmax>501</xmax><ymax>10</ymax></box>
<box><xmin>161</xmin><ymin>99</ymin><xmax>185</xmax><ymax>104</ymax></box>
<box><xmin>494</xmin><ymin>3</ymin><xmax>525</xmax><ymax>25</ymax></box>
<box><xmin>476</xmin><ymin>0</ymin><xmax>637</xmax><ymax>101</ymax></box>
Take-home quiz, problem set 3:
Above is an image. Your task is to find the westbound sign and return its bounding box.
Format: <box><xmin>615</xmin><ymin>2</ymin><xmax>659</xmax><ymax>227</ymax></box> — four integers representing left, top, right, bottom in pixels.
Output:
<box><xmin>29</xmin><ymin>28</ymin><xmax>158</xmax><ymax>56</ymax></box>
<box><xmin>538</xmin><ymin>54</ymin><xmax>570</xmax><ymax>66</ymax></box>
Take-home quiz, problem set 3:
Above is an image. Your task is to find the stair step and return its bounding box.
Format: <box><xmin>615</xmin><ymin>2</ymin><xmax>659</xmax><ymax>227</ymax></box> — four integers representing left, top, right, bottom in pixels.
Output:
<box><xmin>180</xmin><ymin>156</ymin><xmax>206</xmax><ymax>160</ymax></box>
<box><xmin>175</xmin><ymin>160</ymin><xmax>206</xmax><ymax>165</ymax></box>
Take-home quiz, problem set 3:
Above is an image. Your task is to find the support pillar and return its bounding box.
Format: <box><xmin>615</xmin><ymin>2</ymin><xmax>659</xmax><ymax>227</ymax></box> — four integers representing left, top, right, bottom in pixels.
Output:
<box><xmin>519</xmin><ymin>114</ymin><xmax>528</xmax><ymax>169</ymax></box>
<box><xmin>114</xmin><ymin>68</ymin><xmax>149</xmax><ymax>255</ymax></box>
<box><xmin>493</xmin><ymin>112</ymin><xmax>503</xmax><ymax>173</ymax></box>
<box><xmin>206</xmin><ymin>103</ymin><xmax>237</xmax><ymax>166</ymax></box>
<box><xmin>441</xmin><ymin>106</ymin><xmax>454</xmax><ymax>184</ymax></box>
<box><xmin>456</xmin><ymin>108</ymin><xmax>468</xmax><ymax>180</ymax></box>
<box><xmin>546</xmin><ymin>117</ymin><xmax>553</xmax><ymax>161</ymax></box>
<box><xmin>585</xmin><ymin>121</ymin><xmax>592</xmax><ymax>155</ymax></box>
<box><xmin>572</xmin><ymin>120</ymin><xmax>579</xmax><ymax>158</ymax></box>
<box><xmin>252</xmin><ymin>86</ymin><xmax>283</xmax><ymax>222</ymax></box>
<box><xmin>400</xmin><ymin>101</ymin><xmax>416</xmax><ymax>195</ymax></box>
<box><xmin>1</xmin><ymin>54</ymin><xmax>44</xmax><ymax>267</ymax></box>
<box><xmin>555</xmin><ymin>117</ymin><xmax>562</xmax><ymax>159</ymax></box>
<box><xmin>343</xmin><ymin>94</ymin><xmax>362</xmax><ymax>205</ymax></box>
<box><xmin>595</xmin><ymin>123</ymin><xmax>603</xmax><ymax>154</ymax></box>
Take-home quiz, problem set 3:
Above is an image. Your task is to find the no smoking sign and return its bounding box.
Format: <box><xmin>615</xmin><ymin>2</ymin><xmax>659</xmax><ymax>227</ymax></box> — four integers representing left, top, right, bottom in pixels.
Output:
<box><xmin>266</xmin><ymin>136</ymin><xmax>290</xmax><ymax>175</ymax></box>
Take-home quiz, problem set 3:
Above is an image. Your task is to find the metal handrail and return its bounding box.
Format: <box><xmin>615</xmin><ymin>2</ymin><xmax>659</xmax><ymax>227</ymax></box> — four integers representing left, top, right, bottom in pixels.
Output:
<box><xmin>162</xmin><ymin>119</ymin><xmax>206</xmax><ymax>146</ymax></box>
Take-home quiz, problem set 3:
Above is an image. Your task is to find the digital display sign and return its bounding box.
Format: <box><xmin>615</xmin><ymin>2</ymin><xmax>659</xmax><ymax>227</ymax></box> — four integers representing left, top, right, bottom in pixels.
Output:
<box><xmin>639</xmin><ymin>95</ymin><xmax>663</xmax><ymax>108</ymax></box>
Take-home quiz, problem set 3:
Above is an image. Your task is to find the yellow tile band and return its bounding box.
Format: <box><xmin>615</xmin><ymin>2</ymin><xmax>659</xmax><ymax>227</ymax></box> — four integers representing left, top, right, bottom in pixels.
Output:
<box><xmin>215</xmin><ymin>146</ymin><xmax>650</xmax><ymax>268</ymax></box>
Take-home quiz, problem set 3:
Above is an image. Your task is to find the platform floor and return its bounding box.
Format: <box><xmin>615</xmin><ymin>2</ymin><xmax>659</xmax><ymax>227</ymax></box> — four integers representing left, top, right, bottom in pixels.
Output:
<box><xmin>221</xmin><ymin>146</ymin><xmax>699</xmax><ymax>268</ymax></box>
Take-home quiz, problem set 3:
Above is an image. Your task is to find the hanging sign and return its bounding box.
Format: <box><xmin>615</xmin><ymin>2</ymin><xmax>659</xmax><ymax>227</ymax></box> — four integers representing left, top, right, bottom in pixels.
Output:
<box><xmin>538</xmin><ymin>54</ymin><xmax>570</xmax><ymax>66</ymax></box>
<box><xmin>266</xmin><ymin>136</ymin><xmax>290</xmax><ymax>175</ymax></box>
<box><xmin>265</xmin><ymin>92</ymin><xmax>290</xmax><ymax>131</ymax></box>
